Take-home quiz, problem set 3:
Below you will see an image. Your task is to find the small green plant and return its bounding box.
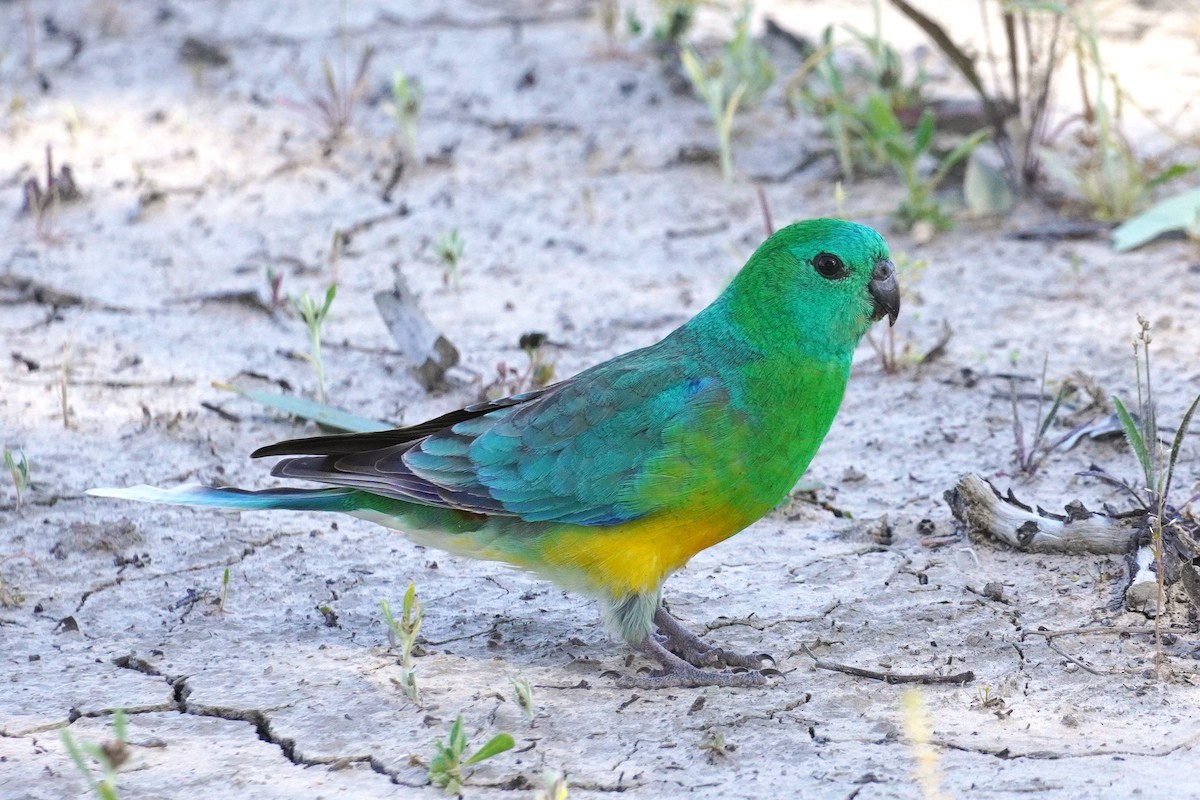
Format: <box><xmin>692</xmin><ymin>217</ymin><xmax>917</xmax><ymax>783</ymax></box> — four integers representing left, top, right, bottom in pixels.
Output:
<box><xmin>679</xmin><ymin>4</ymin><xmax>773</xmax><ymax>184</ymax></box>
<box><xmin>427</xmin><ymin>715</ymin><xmax>515</xmax><ymax>795</ymax></box>
<box><xmin>381</xmin><ymin>581</ymin><xmax>423</xmax><ymax>704</ymax></box>
<box><xmin>433</xmin><ymin>229</ymin><xmax>464</xmax><ymax>288</ymax></box>
<box><xmin>1082</xmin><ymin>317</ymin><xmax>1200</xmax><ymax>662</ymax></box>
<box><xmin>1098</xmin><ymin>318</ymin><xmax>1200</xmax><ymax>512</ymax></box>
<box><xmin>4</xmin><ymin>448</ymin><xmax>30</xmax><ymax>509</ymax></box>
<box><xmin>534</xmin><ymin>770</ymin><xmax>569</xmax><ymax>800</ymax></box>
<box><xmin>861</xmin><ymin>95</ymin><xmax>987</xmax><ymax>232</ymax></box>
<box><xmin>60</xmin><ymin>709</ymin><xmax>129</xmax><ymax>800</ymax></box>
<box><xmin>218</xmin><ymin>567</ymin><xmax>231</xmax><ymax>612</ymax></box>
<box><xmin>510</xmin><ymin>675</ymin><xmax>535</xmax><ymax>723</ymax></box>
<box><xmin>788</xmin><ymin>1</ymin><xmax>927</xmax><ymax>181</ymax></box>
<box><xmin>699</xmin><ymin>731</ymin><xmax>732</xmax><ymax>762</ymax></box>
<box><xmin>970</xmin><ymin>683</ymin><xmax>1007</xmax><ymax>712</ymax></box>
<box><xmin>292</xmin><ymin>285</ymin><xmax>337</xmax><ymax>404</ymax></box>
<box><xmin>1009</xmin><ymin>357</ymin><xmax>1067</xmax><ymax>477</ymax></box>
<box><xmin>389</xmin><ymin>71</ymin><xmax>422</xmax><ymax>156</ymax></box>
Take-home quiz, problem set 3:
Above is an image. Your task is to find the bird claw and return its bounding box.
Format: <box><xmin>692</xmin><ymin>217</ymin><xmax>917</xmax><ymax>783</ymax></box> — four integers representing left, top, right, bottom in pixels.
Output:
<box><xmin>618</xmin><ymin>627</ymin><xmax>782</xmax><ymax>689</ymax></box>
<box><xmin>651</xmin><ymin>605</ymin><xmax>775</xmax><ymax>672</ymax></box>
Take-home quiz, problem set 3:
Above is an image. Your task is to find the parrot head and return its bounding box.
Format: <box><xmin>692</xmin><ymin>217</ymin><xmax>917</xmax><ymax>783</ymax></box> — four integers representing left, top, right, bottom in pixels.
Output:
<box><xmin>720</xmin><ymin>218</ymin><xmax>900</xmax><ymax>360</ymax></box>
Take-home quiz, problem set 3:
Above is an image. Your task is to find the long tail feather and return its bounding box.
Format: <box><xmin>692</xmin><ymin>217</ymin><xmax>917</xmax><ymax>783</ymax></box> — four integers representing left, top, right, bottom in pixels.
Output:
<box><xmin>87</xmin><ymin>484</ymin><xmax>361</xmax><ymax>512</ymax></box>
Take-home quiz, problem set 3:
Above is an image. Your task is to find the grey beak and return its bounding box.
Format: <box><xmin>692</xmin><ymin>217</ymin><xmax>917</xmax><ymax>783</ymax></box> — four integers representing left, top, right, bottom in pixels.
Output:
<box><xmin>868</xmin><ymin>259</ymin><xmax>900</xmax><ymax>326</ymax></box>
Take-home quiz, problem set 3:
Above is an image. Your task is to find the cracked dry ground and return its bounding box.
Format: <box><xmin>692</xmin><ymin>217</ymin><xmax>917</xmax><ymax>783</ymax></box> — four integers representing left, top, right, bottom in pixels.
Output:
<box><xmin>3</xmin><ymin>1</ymin><xmax>1200</xmax><ymax>798</ymax></box>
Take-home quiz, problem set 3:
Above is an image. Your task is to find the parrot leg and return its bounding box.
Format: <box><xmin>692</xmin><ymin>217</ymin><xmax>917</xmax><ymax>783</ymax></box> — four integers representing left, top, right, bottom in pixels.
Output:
<box><xmin>653</xmin><ymin>605</ymin><xmax>774</xmax><ymax>670</ymax></box>
<box><xmin>617</xmin><ymin>634</ymin><xmax>769</xmax><ymax>689</ymax></box>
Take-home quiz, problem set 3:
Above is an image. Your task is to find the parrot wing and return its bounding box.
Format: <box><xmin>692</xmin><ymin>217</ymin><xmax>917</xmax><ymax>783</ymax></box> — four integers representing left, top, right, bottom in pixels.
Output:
<box><xmin>260</xmin><ymin>351</ymin><xmax>731</xmax><ymax>526</ymax></box>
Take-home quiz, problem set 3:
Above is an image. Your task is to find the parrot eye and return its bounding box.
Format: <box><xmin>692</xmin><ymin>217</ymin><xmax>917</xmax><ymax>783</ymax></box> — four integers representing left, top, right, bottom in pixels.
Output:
<box><xmin>812</xmin><ymin>252</ymin><xmax>847</xmax><ymax>279</ymax></box>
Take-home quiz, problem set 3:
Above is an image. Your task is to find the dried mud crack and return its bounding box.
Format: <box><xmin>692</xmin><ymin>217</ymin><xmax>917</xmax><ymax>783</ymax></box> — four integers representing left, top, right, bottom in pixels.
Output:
<box><xmin>104</xmin><ymin>652</ymin><xmax>412</xmax><ymax>786</ymax></box>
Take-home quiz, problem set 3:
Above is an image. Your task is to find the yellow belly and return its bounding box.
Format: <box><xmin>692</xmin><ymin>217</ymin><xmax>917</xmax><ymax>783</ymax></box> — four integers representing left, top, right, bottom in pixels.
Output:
<box><xmin>524</xmin><ymin>505</ymin><xmax>753</xmax><ymax>599</ymax></box>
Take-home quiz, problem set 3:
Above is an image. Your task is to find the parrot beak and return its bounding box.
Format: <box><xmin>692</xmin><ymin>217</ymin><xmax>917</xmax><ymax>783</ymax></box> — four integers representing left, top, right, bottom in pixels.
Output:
<box><xmin>868</xmin><ymin>259</ymin><xmax>900</xmax><ymax>326</ymax></box>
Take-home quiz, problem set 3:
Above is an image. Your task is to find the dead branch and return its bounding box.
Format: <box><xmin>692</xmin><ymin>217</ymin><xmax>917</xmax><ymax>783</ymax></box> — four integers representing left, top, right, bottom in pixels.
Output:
<box><xmin>946</xmin><ymin>473</ymin><xmax>1138</xmax><ymax>554</ymax></box>
<box><xmin>799</xmin><ymin>644</ymin><xmax>975</xmax><ymax>685</ymax></box>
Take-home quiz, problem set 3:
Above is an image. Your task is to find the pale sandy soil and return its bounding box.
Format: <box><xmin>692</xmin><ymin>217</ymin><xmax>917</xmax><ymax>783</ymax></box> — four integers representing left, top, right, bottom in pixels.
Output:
<box><xmin>2</xmin><ymin>1</ymin><xmax>1200</xmax><ymax>798</ymax></box>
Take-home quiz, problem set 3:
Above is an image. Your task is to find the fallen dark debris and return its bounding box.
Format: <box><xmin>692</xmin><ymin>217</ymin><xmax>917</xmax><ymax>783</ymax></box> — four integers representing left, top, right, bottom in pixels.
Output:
<box><xmin>800</xmin><ymin>644</ymin><xmax>974</xmax><ymax>685</ymax></box>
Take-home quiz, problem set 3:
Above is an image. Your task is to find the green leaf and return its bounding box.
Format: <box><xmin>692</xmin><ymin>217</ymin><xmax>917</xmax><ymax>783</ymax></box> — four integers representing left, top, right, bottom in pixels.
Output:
<box><xmin>1162</xmin><ymin>393</ymin><xmax>1200</xmax><ymax>503</ymax></box>
<box><xmin>464</xmin><ymin>733</ymin><xmax>515</xmax><ymax>766</ymax></box>
<box><xmin>215</xmin><ymin>384</ymin><xmax>391</xmax><ymax>433</ymax></box>
<box><xmin>1036</xmin><ymin>386</ymin><xmax>1067</xmax><ymax>443</ymax></box>
<box><xmin>1145</xmin><ymin>162</ymin><xmax>1196</xmax><ymax>191</ymax></box>
<box><xmin>913</xmin><ymin>109</ymin><xmax>934</xmax><ymax>154</ymax></box>
<box><xmin>403</xmin><ymin>581</ymin><xmax>416</xmax><ymax>618</ymax></box>
<box><xmin>60</xmin><ymin>728</ymin><xmax>100</xmax><ymax>792</ymax></box>
<box><xmin>1113</xmin><ymin>395</ymin><xmax>1153</xmax><ymax>490</ymax></box>
<box><xmin>928</xmin><ymin>128</ymin><xmax>989</xmax><ymax>190</ymax></box>
<box><xmin>1111</xmin><ymin>187</ymin><xmax>1200</xmax><ymax>252</ymax></box>
<box><xmin>864</xmin><ymin>94</ymin><xmax>900</xmax><ymax>138</ymax></box>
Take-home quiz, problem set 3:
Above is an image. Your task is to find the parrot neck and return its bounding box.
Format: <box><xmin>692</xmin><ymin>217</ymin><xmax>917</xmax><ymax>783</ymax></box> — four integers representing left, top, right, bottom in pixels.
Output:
<box><xmin>682</xmin><ymin>293</ymin><xmax>854</xmax><ymax>514</ymax></box>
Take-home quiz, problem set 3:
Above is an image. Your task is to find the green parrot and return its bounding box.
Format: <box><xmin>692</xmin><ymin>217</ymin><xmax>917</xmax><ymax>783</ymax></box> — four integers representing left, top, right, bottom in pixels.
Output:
<box><xmin>91</xmin><ymin>218</ymin><xmax>899</xmax><ymax>689</ymax></box>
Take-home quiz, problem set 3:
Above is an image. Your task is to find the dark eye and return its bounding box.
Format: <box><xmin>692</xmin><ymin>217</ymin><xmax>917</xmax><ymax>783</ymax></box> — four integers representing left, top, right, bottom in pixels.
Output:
<box><xmin>813</xmin><ymin>252</ymin><xmax>846</xmax><ymax>279</ymax></box>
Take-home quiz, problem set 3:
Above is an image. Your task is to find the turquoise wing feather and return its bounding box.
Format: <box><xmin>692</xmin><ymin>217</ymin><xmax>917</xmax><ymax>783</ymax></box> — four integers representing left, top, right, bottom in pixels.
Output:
<box><xmin>269</xmin><ymin>338</ymin><xmax>732</xmax><ymax>525</ymax></box>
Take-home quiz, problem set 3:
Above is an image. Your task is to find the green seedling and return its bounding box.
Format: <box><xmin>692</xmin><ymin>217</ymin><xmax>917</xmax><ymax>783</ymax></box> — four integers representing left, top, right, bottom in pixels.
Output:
<box><xmin>60</xmin><ymin>709</ymin><xmax>129</xmax><ymax>800</ymax></box>
<box><xmin>788</xmin><ymin>2</ymin><xmax>928</xmax><ymax>181</ymax></box>
<box><xmin>860</xmin><ymin>95</ymin><xmax>987</xmax><ymax>232</ymax></box>
<box><xmin>1081</xmin><ymin>317</ymin><xmax>1200</xmax><ymax>663</ymax></box>
<box><xmin>1089</xmin><ymin>318</ymin><xmax>1200</xmax><ymax>512</ymax></box>
<box><xmin>1009</xmin><ymin>356</ymin><xmax>1067</xmax><ymax>477</ymax></box>
<box><xmin>699</xmin><ymin>731</ymin><xmax>733</xmax><ymax>762</ymax></box>
<box><xmin>218</xmin><ymin>567</ymin><xmax>231</xmax><ymax>612</ymax></box>
<box><xmin>381</xmin><ymin>581</ymin><xmax>423</xmax><ymax>704</ymax></box>
<box><xmin>389</xmin><ymin>71</ymin><xmax>422</xmax><ymax>156</ymax></box>
<box><xmin>534</xmin><ymin>770</ymin><xmax>569</xmax><ymax>800</ymax></box>
<box><xmin>292</xmin><ymin>284</ymin><xmax>337</xmax><ymax>404</ymax></box>
<box><xmin>680</xmin><ymin>4</ymin><xmax>773</xmax><ymax>184</ymax></box>
<box><xmin>4</xmin><ymin>448</ymin><xmax>30</xmax><ymax>509</ymax></box>
<box><xmin>433</xmin><ymin>229</ymin><xmax>464</xmax><ymax>288</ymax></box>
<box><xmin>510</xmin><ymin>675</ymin><xmax>535</xmax><ymax>723</ymax></box>
<box><xmin>427</xmin><ymin>714</ymin><xmax>515</xmax><ymax>795</ymax></box>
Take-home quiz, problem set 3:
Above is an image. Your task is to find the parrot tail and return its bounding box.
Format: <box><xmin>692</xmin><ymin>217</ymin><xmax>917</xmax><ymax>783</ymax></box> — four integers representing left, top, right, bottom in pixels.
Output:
<box><xmin>86</xmin><ymin>484</ymin><xmax>362</xmax><ymax>512</ymax></box>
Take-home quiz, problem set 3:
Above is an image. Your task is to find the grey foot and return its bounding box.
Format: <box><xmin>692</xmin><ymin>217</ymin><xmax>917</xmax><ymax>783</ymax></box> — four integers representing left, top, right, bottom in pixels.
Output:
<box><xmin>616</xmin><ymin>633</ymin><xmax>776</xmax><ymax>689</ymax></box>
<box><xmin>653</xmin><ymin>606</ymin><xmax>774</xmax><ymax>670</ymax></box>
